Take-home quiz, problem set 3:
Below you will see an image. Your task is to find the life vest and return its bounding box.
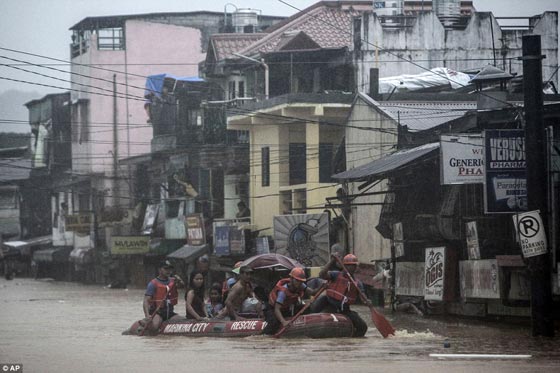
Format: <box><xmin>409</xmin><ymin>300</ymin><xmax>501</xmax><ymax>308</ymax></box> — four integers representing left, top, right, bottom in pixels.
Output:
<box><xmin>150</xmin><ymin>278</ymin><xmax>178</xmax><ymax>309</ymax></box>
<box><xmin>268</xmin><ymin>278</ymin><xmax>304</xmax><ymax>310</ymax></box>
<box><xmin>326</xmin><ymin>272</ymin><xmax>358</xmax><ymax>306</ymax></box>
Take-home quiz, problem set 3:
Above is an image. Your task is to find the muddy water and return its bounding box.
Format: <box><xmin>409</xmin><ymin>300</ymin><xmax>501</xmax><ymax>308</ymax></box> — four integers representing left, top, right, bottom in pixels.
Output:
<box><xmin>1</xmin><ymin>278</ymin><xmax>559</xmax><ymax>373</ymax></box>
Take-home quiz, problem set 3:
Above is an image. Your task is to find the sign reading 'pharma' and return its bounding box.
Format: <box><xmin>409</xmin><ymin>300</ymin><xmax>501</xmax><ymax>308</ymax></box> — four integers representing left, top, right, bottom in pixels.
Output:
<box><xmin>483</xmin><ymin>129</ymin><xmax>527</xmax><ymax>213</ymax></box>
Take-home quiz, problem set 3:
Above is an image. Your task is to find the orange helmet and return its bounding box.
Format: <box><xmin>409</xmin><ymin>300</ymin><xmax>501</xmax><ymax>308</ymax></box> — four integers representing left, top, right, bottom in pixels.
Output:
<box><xmin>343</xmin><ymin>254</ymin><xmax>359</xmax><ymax>265</ymax></box>
<box><xmin>289</xmin><ymin>267</ymin><xmax>306</xmax><ymax>282</ymax></box>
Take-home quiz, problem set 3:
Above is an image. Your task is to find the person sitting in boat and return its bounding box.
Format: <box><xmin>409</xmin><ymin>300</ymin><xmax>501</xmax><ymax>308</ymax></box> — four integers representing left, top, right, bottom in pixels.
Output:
<box><xmin>185</xmin><ymin>270</ymin><xmax>209</xmax><ymax>321</ymax></box>
<box><xmin>142</xmin><ymin>260</ymin><xmax>184</xmax><ymax>333</ymax></box>
<box><xmin>217</xmin><ymin>265</ymin><xmax>259</xmax><ymax>320</ymax></box>
<box><xmin>206</xmin><ymin>283</ymin><xmax>224</xmax><ymax>318</ymax></box>
<box><xmin>310</xmin><ymin>254</ymin><xmax>369</xmax><ymax>337</ymax></box>
<box><xmin>222</xmin><ymin>261</ymin><xmax>242</xmax><ymax>301</ymax></box>
<box><xmin>263</xmin><ymin>267</ymin><xmax>318</xmax><ymax>335</ymax></box>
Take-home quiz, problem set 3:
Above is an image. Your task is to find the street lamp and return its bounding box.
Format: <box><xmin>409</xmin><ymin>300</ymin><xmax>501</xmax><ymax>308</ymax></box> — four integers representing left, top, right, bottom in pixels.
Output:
<box><xmin>233</xmin><ymin>52</ymin><xmax>269</xmax><ymax>100</ymax></box>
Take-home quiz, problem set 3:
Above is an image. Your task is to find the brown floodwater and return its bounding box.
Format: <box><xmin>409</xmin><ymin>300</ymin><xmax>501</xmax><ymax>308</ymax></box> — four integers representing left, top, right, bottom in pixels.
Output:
<box><xmin>1</xmin><ymin>277</ymin><xmax>559</xmax><ymax>372</ymax></box>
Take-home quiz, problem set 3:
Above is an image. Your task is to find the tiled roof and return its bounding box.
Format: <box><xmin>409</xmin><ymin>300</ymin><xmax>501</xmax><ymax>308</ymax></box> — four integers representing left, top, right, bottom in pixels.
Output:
<box><xmin>238</xmin><ymin>3</ymin><xmax>369</xmax><ymax>56</ymax></box>
<box><xmin>378</xmin><ymin>101</ymin><xmax>477</xmax><ymax>131</ymax></box>
<box><xmin>209</xmin><ymin>33</ymin><xmax>266</xmax><ymax>61</ymax></box>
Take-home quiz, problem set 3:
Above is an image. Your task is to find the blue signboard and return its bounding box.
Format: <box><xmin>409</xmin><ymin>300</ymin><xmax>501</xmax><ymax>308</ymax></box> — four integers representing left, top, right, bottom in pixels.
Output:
<box><xmin>214</xmin><ymin>225</ymin><xmax>230</xmax><ymax>256</ymax></box>
<box><xmin>483</xmin><ymin>129</ymin><xmax>527</xmax><ymax>213</ymax></box>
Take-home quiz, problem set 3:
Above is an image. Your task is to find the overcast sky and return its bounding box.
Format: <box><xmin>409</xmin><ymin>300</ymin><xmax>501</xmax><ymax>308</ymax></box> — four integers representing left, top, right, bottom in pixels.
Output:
<box><xmin>1</xmin><ymin>0</ymin><xmax>559</xmax><ymax>132</ymax></box>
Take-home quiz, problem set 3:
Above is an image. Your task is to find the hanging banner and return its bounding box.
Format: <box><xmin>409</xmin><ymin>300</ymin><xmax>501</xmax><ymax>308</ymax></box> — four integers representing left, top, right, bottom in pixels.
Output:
<box><xmin>393</xmin><ymin>222</ymin><xmax>404</xmax><ymax>257</ymax></box>
<box><xmin>483</xmin><ymin>129</ymin><xmax>527</xmax><ymax>213</ymax></box>
<box><xmin>425</xmin><ymin>247</ymin><xmax>446</xmax><ymax>301</ymax></box>
<box><xmin>214</xmin><ymin>225</ymin><xmax>230</xmax><ymax>256</ymax></box>
<box><xmin>440</xmin><ymin>134</ymin><xmax>484</xmax><ymax>184</ymax></box>
<box><xmin>465</xmin><ymin>221</ymin><xmax>481</xmax><ymax>260</ymax></box>
<box><xmin>512</xmin><ymin>210</ymin><xmax>548</xmax><ymax>258</ymax></box>
<box><xmin>186</xmin><ymin>214</ymin><xmax>205</xmax><ymax>246</ymax></box>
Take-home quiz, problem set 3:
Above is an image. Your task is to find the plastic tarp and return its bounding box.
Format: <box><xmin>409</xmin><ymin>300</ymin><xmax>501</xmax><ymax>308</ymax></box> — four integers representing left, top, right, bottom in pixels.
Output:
<box><xmin>144</xmin><ymin>74</ymin><xmax>204</xmax><ymax>99</ymax></box>
<box><xmin>379</xmin><ymin>67</ymin><xmax>472</xmax><ymax>93</ymax></box>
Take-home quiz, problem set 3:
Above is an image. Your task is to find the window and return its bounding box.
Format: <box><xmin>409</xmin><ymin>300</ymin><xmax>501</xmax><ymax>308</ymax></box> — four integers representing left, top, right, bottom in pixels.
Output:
<box><xmin>228</xmin><ymin>81</ymin><xmax>236</xmax><ymax>100</ymax></box>
<box><xmin>262</xmin><ymin>147</ymin><xmax>270</xmax><ymax>187</ymax></box>
<box><xmin>98</xmin><ymin>27</ymin><xmax>124</xmax><ymax>50</ymax></box>
<box><xmin>289</xmin><ymin>143</ymin><xmax>306</xmax><ymax>185</ymax></box>
<box><xmin>238</xmin><ymin>81</ymin><xmax>245</xmax><ymax>98</ymax></box>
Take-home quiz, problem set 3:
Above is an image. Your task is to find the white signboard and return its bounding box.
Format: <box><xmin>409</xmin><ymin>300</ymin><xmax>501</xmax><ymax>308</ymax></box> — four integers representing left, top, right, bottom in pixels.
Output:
<box><xmin>440</xmin><ymin>135</ymin><xmax>484</xmax><ymax>185</ymax></box>
<box><xmin>512</xmin><ymin>210</ymin><xmax>548</xmax><ymax>258</ymax></box>
<box><xmin>425</xmin><ymin>247</ymin><xmax>446</xmax><ymax>301</ymax></box>
<box><xmin>465</xmin><ymin>221</ymin><xmax>480</xmax><ymax>260</ymax></box>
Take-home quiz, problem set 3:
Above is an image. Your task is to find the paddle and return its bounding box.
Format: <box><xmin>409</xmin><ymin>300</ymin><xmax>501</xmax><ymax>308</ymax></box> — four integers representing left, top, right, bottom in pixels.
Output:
<box><xmin>334</xmin><ymin>256</ymin><xmax>395</xmax><ymax>338</ymax></box>
<box><xmin>274</xmin><ymin>282</ymin><xmax>328</xmax><ymax>338</ymax></box>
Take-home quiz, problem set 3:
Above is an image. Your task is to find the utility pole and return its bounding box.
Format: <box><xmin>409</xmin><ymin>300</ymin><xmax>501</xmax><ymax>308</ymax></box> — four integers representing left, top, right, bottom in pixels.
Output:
<box><xmin>521</xmin><ymin>34</ymin><xmax>554</xmax><ymax>337</ymax></box>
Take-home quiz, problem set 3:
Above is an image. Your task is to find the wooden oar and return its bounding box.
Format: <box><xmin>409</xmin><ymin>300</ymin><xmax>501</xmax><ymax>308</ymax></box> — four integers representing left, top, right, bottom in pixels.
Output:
<box><xmin>274</xmin><ymin>282</ymin><xmax>328</xmax><ymax>338</ymax></box>
<box><xmin>335</xmin><ymin>256</ymin><xmax>395</xmax><ymax>338</ymax></box>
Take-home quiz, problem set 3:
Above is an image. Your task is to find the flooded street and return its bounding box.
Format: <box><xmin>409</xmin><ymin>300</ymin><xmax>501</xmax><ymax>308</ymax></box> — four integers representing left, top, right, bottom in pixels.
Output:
<box><xmin>1</xmin><ymin>278</ymin><xmax>559</xmax><ymax>373</ymax></box>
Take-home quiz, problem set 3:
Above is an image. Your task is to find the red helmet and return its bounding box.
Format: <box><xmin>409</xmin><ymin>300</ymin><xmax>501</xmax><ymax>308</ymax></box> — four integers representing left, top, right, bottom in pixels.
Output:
<box><xmin>343</xmin><ymin>254</ymin><xmax>359</xmax><ymax>265</ymax></box>
<box><xmin>289</xmin><ymin>267</ymin><xmax>306</xmax><ymax>282</ymax></box>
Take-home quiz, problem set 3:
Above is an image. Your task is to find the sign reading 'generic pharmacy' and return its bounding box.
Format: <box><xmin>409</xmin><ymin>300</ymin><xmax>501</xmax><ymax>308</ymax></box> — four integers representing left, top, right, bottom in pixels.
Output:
<box><xmin>512</xmin><ymin>210</ymin><xmax>548</xmax><ymax>258</ymax></box>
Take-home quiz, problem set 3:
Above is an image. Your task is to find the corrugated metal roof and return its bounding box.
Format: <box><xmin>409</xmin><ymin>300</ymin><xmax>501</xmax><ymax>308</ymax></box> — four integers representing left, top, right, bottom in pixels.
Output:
<box><xmin>0</xmin><ymin>158</ymin><xmax>31</xmax><ymax>183</ymax></box>
<box><xmin>378</xmin><ymin>102</ymin><xmax>476</xmax><ymax>131</ymax></box>
<box><xmin>332</xmin><ymin>142</ymin><xmax>440</xmax><ymax>181</ymax></box>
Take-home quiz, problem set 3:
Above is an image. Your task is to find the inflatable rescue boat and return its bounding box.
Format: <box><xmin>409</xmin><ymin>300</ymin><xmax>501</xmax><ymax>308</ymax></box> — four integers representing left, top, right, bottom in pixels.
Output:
<box><xmin>124</xmin><ymin>313</ymin><xmax>353</xmax><ymax>338</ymax></box>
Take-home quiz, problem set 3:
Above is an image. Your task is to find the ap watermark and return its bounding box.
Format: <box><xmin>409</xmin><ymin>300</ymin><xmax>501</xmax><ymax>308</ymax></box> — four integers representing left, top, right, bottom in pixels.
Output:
<box><xmin>1</xmin><ymin>364</ymin><xmax>22</xmax><ymax>372</ymax></box>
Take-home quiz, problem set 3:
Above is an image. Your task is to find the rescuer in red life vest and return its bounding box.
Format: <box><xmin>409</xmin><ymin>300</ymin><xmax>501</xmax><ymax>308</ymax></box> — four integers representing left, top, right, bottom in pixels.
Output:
<box><xmin>310</xmin><ymin>254</ymin><xmax>369</xmax><ymax>337</ymax></box>
<box><xmin>262</xmin><ymin>267</ymin><xmax>318</xmax><ymax>335</ymax></box>
<box><xmin>142</xmin><ymin>260</ymin><xmax>184</xmax><ymax>333</ymax></box>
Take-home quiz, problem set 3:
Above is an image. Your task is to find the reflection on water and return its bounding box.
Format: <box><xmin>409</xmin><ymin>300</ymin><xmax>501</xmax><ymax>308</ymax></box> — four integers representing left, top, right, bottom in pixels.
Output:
<box><xmin>0</xmin><ymin>278</ymin><xmax>559</xmax><ymax>373</ymax></box>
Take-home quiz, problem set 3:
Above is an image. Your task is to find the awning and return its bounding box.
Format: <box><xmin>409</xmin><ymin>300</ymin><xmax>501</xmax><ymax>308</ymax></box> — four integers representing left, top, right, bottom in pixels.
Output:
<box><xmin>149</xmin><ymin>239</ymin><xmax>185</xmax><ymax>256</ymax></box>
<box><xmin>167</xmin><ymin>244</ymin><xmax>208</xmax><ymax>263</ymax></box>
<box><xmin>69</xmin><ymin>247</ymin><xmax>94</xmax><ymax>264</ymax></box>
<box><xmin>2</xmin><ymin>235</ymin><xmax>52</xmax><ymax>257</ymax></box>
<box><xmin>332</xmin><ymin>142</ymin><xmax>440</xmax><ymax>182</ymax></box>
<box><xmin>33</xmin><ymin>247</ymin><xmax>73</xmax><ymax>263</ymax></box>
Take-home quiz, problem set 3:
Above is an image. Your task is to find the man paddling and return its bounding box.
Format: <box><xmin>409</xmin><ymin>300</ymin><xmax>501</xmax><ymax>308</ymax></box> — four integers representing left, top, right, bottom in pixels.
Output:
<box><xmin>311</xmin><ymin>254</ymin><xmax>369</xmax><ymax>337</ymax></box>
<box><xmin>263</xmin><ymin>267</ymin><xmax>318</xmax><ymax>335</ymax></box>
<box><xmin>142</xmin><ymin>260</ymin><xmax>184</xmax><ymax>334</ymax></box>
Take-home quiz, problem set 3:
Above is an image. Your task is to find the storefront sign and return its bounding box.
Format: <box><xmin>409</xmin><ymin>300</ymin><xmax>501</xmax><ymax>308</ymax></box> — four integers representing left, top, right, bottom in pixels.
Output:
<box><xmin>65</xmin><ymin>213</ymin><xmax>93</xmax><ymax>234</ymax></box>
<box><xmin>111</xmin><ymin>236</ymin><xmax>150</xmax><ymax>255</ymax></box>
<box><xmin>440</xmin><ymin>134</ymin><xmax>484</xmax><ymax>184</ymax></box>
<box><xmin>393</xmin><ymin>222</ymin><xmax>404</xmax><ymax>257</ymax></box>
<box><xmin>512</xmin><ymin>210</ymin><xmax>548</xmax><ymax>258</ymax></box>
<box><xmin>483</xmin><ymin>129</ymin><xmax>527</xmax><ymax>213</ymax></box>
<box><xmin>186</xmin><ymin>214</ymin><xmax>205</xmax><ymax>246</ymax></box>
<box><xmin>425</xmin><ymin>247</ymin><xmax>445</xmax><ymax>301</ymax></box>
<box><xmin>459</xmin><ymin>259</ymin><xmax>500</xmax><ymax>299</ymax></box>
<box><xmin>465</xmin><ymin>221</ymin><xmax>480</xmax><ymax>260</ymax></box>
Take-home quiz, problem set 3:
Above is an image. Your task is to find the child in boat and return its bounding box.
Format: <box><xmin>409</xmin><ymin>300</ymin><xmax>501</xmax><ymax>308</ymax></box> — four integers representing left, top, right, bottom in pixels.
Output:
<box><xmin>185</xmin><ymin>270</ymin><xmax>209</xmax><ymax>321</ymax></box>
<box><xmin>206</xmin><ymin>283</ymin><xmax>224</xmax><ymax>318</ymax></box>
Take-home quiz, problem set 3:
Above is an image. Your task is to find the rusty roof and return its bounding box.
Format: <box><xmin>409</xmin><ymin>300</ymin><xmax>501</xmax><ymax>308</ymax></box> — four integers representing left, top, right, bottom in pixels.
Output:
<box><xmin>237</xmin><ymin>1</ymin><xmax>371</xmax><ymax>57</ymax></box>
<box><xmin>209</xmin><ymin>33</ymin><xmax>267</xmax><ymax>61</ymax></box>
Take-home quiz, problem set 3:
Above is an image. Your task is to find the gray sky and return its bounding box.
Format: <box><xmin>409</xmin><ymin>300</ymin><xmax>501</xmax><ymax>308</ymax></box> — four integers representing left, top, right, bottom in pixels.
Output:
<box><xmin>0</xmin><ymin>0</ymin><xmax>559</xmax><ymax>132</ymax></box>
